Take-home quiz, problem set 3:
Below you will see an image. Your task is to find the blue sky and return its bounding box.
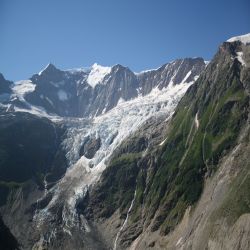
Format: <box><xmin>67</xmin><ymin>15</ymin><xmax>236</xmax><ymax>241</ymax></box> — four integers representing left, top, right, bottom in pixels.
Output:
<box><xmin>0</xmin><ymin>0</ymin><xmax>249</xmax><ymax>81</ymax></box>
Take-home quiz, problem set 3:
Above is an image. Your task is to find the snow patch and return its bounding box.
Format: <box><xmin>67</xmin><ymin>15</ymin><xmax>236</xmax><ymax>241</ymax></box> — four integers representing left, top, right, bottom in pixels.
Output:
<box><xmin>117</xmin><ymin>97</ymin><xmax>125</xmax><ymax>105</ymax></box>
<box><xmin>227</xmin><ymin>33</ymin><xmax>250</xmax><ymax>45</ymax></box>
<box><xmin>195</xmin><ymin>113</ymin><xmax>199</xmax><ymax>129</ymax></box>
<box><xmin>14</xmin><ymin>105</ymin><xmax>61</xmax><ymax>121</ymax></box>
<box><xmin>11</xmin><ymin>82</ymin><xmax>60</xmax><ymax>120</ymax></box>
<box><xmin>181</xmin><ymin>70</ymin><xmax>192</xmax><ymax>84</ymax></box>
<box><xmin>159</xmin><ymin>138</ymin><xmax>167</xmax><ymax>146</ymax></box>
<box><xmin>135</xmin><ymin>66</ymin><xmax>159</xmax><ymax>75</ymax></box>
<box><xmin>57</xmin><ymin>90</ymin><xmax>68</xmax><ymax>101</ymax></box>
<box><xmin>87</xmin><ymin>63</ymin><xmax>111</xmax><ymax>88</ymax></box>
<box><xmin>236</xmin><ymin>52</ymin><xmax>246</xmax><ymax>66</ymax></box>
<box><xmin>12</xmin><ymin>80</ymin><xmax>36</xmax><ymax>97</ymax></box>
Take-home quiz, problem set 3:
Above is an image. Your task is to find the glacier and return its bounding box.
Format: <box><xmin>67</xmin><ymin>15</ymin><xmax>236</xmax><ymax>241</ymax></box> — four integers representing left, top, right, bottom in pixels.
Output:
<box><xmin>1</xmin><ymin>61</ymin><xmax>203</xmax><ymax>245</ymax></box>
<box><xmin>31</xmin><ymin>74</ymin><xmax>196</xmax><ymax>242</ymax></box>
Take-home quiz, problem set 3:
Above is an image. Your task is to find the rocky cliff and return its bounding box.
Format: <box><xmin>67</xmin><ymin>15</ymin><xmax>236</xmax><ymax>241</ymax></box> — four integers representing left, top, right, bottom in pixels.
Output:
<box><xmin>83</xmin><ymin>35</ymin><xmax>250</xmax><ymax>250</ymax></box>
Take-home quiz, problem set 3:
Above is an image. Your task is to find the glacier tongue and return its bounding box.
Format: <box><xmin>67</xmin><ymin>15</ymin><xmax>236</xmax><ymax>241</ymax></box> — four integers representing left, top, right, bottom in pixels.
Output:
<box><xmin>33</xmin><ymin>77</ymin><xmax>195</xmax><ymax>236</ymax></box>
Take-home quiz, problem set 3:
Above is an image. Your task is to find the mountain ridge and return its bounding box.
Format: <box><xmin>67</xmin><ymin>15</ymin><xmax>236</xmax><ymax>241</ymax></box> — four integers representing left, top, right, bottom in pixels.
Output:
<box><xmin>0</xmin><ymin>57</ymin><xmax>205</xmax><ymax>118</ymax></box>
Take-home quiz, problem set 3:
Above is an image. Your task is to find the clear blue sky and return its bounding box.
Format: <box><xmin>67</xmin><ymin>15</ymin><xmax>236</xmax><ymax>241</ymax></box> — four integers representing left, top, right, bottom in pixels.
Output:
<box><xmin>0</xmin><ymin>0</ymin><xmax>249</xmax><ymax>81</ymax></box>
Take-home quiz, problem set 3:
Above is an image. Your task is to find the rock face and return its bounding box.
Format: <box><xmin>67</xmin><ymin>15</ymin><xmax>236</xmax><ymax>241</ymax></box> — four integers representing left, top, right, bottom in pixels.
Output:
<box><xmin>0</xmin><ymin>73</ymin><xmax>12</xmax><ymax>94</ymax></box>
<box><xmin>79</xmin><ymin>136</ymin><xmax>101</xmax><ymax>159</ymax></box>
<box><xmin>137</xmin><ymin>57</ymin><xmax>205</xmax><ymax>95</ymax></box>
<box><xmin>26</xmin><ymin>64</ymin><xmax>84</xmax><ymax>116</ymax></box>
<box><xmin>86</xmin><ymin>64</ymin><xmax>139</xmax><ymax>116</ymax></box>
<box><xmin>0</xmin><ymin>73</ymin><xmax>12</xmax><ymax>107</ymax></box>
<box><xmin>83</xmin><ymin>36</ymin><xmax>250</xmax><ymax>249</ymax></box>
<box><xmin>0</xmin><ymin>113</ymin><xmax>67</xmax><ymax>208</ymax></box>
<box><xmin>0</xmin><ymin>216</ymin><xmax>19</xmax><ymax>250</ymax></box>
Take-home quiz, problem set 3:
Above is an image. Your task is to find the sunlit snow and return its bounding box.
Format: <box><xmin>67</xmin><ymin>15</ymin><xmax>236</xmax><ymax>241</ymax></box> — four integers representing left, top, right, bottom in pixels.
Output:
<box><xmin>87</xmin><ymin>63</ymin><xmax>111</xmax><ymax>88</ymax></box>
<box><xmin>227</xmin><ymin>33</ymin><xmax>250</xmax><ymax>45</ymax></box>
<box><xmin>236</xmin><ymin>51</ymin><xmax>246</xmax><ymax>66</ymax></box>
<box><xmin>12</xmin><ymin>80</ymin><xmax>36</xmax><ymax>98</ymax></box>
<box><xmin>12</xmin><ymin>80</ymin><xmax>60</xmax><ymax>120</ymax></box>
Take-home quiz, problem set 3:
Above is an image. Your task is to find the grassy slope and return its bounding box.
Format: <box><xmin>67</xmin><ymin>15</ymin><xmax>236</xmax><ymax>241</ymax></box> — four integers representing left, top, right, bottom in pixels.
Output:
<box><xmin>87</xmin><ymin>41</ymin><xmax>249</xmax><ymax>243</ymax></box>
<box><xmin>145</xmin><ymin>42</ymin><xmax>249</xmax><ymax>234</ymax></box>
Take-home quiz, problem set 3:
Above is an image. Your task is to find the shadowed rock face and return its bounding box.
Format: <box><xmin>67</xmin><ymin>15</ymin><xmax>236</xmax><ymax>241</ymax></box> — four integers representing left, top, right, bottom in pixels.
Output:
<box><xmin>79</xmin><ymin>136</ymin><xmax>101</xmax><ymax>159</ymax></box>
<box><xmin>0</xmin><ymin>73</ymin><xmax>12</xmax><ymax>94</ymax></box>
<box><xmin>0</xmin><ymin>216</ymin><xmax>19</xmax><ymax>250</ymax></box>
<box><xmin>0</xmin><ymin>74</ymin><xmax>12</xmax><ymax>107</ymax></box>
<box><xmin>0</xmin><ymin>112</ymin><xmax>68</xmax><ymax>203</ymax></box>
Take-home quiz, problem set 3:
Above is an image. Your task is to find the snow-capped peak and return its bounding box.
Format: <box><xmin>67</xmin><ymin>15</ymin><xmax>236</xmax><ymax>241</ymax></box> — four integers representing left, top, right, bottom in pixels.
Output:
<box><xmin>227</xmin><ymin>33</ymin><xmax>250</xmax><ymax>45</ymax></box>
<box><xmin>87</xmin><ymin>63</ymin><xmax>112</xmax><ymax>88</ymax></box>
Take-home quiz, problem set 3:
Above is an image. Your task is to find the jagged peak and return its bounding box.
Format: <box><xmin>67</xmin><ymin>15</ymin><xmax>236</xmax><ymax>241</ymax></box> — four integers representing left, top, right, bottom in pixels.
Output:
<box><xmin>0</xmin><ymin>73</ymin><xmax>6</xmax><ymax>81</ymax></box>
<box><xmin>112</xmin><ymin>64</ymin><xmax>128</xmax><ymax>70</ymax></box>
<box><xmin>38</xmin><ymin>63</ymin><xmax>60</xmax><ymax>76</ymax></box>
<box><xmin>136</xmin><ymin>57</ymin><xmax>205</xmax><ymax>76</ymax></box>
<box><xmin>0</xmin><ymin>73</ymin><xmax>13</xmax><ymax>85</ymax></box>
<box><xmin>111</xmin><ymin>64</ymin><xmax>135</xmax><ymax>75</ymax></box>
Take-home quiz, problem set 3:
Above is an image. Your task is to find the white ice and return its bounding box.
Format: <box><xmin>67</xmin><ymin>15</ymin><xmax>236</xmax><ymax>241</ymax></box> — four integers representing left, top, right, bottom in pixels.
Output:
<box><xmin>87</xmin><ymin>63</ymin><xmax>112</xmax><ymax>88</ymax></box>
<box><xmin>12</xmin><ymin>80</ymin><xmax>36</xmax><ymax>98</ymax></box>
<box><xmin>227</xmin><ymin>33</ymin><xmax>250</xmax><ymax>45</ymax></box>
